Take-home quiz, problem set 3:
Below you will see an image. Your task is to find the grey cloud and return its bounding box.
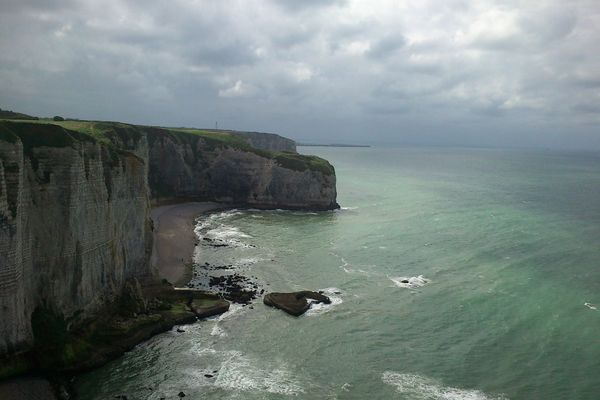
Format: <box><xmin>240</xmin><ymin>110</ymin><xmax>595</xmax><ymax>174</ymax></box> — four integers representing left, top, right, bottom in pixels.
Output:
<box><xmin>272</xmin><ymin>0</ymin><xmax>346</xmax><ymax>12</ymax></box>
<box><xmin>367</xmin><ymin>35</ymin><xmax>406</xmax><ymax>59</ymax></box>
<box><xmin>0</xmin><ymin>0</ymin><xmax>599</xmax><ymax>149</ymax></box>
<box><xmin>186</xmin><ymin>42</ymin><xmax>259</xmax><ymax>68</ymax></box>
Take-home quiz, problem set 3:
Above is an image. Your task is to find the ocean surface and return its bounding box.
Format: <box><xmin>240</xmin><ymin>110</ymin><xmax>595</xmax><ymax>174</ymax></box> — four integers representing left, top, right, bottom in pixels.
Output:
<box><xmin>76</xmin><ymin>146</ymin><xmax>600</xmax><ymax>399</ymax></box>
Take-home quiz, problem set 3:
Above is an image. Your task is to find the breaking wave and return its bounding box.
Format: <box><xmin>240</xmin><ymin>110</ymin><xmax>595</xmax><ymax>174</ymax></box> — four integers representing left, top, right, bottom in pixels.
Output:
<box><xmin>305</xmin><ymin>287</ymin><xmax>343</xmax><ymax>316</ymax></box>
<box><xmin>390</xmin><ymin>275</ymin><xmax>430</xmax><ymax>289</ymax></box>
<box><xmin>382</xmin><ymin>372</ymin><xmax>508</xmax><ymax>400</ymax></box>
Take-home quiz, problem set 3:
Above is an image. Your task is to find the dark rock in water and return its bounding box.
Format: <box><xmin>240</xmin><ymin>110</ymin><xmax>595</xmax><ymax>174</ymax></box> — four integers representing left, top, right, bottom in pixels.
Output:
<box><xmin>176</xmin><ymin>328</ymin><xmax>185</xmax><ymax>333</ymax></box>
<box><xmin>204</xmin><ymin>374</ymin><xmax>214</xmax><ymax>378</ymax></box>
<box><xmin>401</xmin><ymin>279</ymin><xmax>409</xmax><ymax>284</ymax></box>
<box><xmin>263</xmin><ymin>291</ymin><xmax>331</xmax><ymax>316</ymax></box>
<box><xmin>178</xmin><ymin>392</ymin><xmax>186</xmax><ymax>398</ymax></box>
<box><xmin>208</xmin><ymin>273</ymin><xmax>258</xmax><ymax>304</ymax></box>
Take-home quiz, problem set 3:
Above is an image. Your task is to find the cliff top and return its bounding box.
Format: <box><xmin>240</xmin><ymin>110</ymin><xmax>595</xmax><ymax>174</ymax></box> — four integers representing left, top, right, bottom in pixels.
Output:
<box><xmin>0</xmin><ymin>119</ymin><xmax>334</xmax><ymax>176</ymax></box>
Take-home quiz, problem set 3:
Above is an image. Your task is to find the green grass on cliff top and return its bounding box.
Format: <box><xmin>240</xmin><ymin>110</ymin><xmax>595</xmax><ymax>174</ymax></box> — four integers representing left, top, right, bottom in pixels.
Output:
<box><xmin>169</xmin><ymin>127</ymin><xmax>334</xmax><ymax>175</ymax></box>
<box><xmin>0</xmin><ymin>119</ymin><xmax>334</xmax><ymax>175</ymax></box>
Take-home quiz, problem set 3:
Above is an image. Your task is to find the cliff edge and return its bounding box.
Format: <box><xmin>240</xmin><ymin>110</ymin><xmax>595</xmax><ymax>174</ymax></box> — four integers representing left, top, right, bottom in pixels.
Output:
<box><xmin>0</xmin><ymin>119</ymin><xmax>338</xmax><ymax>375</ymax></box>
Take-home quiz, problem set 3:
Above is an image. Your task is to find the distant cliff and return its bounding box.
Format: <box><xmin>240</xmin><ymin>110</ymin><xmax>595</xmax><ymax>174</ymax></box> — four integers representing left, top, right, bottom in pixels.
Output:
<box><xmin>144</xmin><ymin>129</ymin><xmax>335</xmax><ymax>210</ymax></box>
<box><xmin>0</xmin><ymin>120</ymin><xmax>337</xmax><ymax>361</ymax></box>
<box><xmin>230</xmin><ymin>130</ymin><xmax>296</xmax><ymax>153</ymax></box>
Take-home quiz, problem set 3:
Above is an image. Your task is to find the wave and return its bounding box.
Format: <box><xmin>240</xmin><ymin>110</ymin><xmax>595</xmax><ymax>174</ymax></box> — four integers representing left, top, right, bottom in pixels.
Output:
<box><xmin>382</xmin><ymin>372</ymin><xmax>508</xmax><ymax>400</ymax></box>
<box><xmin>334</xmin><ymin>206</ymin><xmax>359</xmax><ymax>213</ymax></box>
<box><xmin>207</xmin><ymin>304</ymin><xmax>246</xmax><ymax>337</ymax></box>
<box><xmin>210</xmin><ymin>325</ymin><xmax>227</xmax><ymax>337</ymax></box>
<box><xmin>184</xmin><ymin>348</ymin><xmax>306</xmax><ymax>396</ymax></box>
<box><xmin>305</xmin><ymin>287</ymin><xmax>343</xmax><ymax>316</ymax></box>
<box><xmin>584</xmin><ymin>302</ymin><xmax>597</xmax><ymax>310</ymax></box>
<box><xmin>195</xmin><ymin>211</ymin><xmax>255</xmax><ymax>248</ymax></box>
<box><xmin>389</xmin><ymin>275</ymin><xmax>429</xmax><ymax>289</ymax></box>
<box><xmin>187</xmin><ymin>348</ymin><xmax>305</xmax><ymax>396</ymax></box>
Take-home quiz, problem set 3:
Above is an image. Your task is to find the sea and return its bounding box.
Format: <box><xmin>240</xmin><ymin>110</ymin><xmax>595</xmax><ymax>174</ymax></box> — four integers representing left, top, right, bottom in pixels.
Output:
<box><xmin>76</xmin><ymin>146</ymin><xmax>600</xmax><ymax>399</ymax></box>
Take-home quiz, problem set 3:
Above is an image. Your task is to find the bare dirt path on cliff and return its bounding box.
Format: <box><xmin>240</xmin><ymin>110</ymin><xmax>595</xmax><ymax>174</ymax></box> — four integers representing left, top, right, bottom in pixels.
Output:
<box><xmin>151</xmin><ymin>202</ymin><xmax>225</xmax><ymax>286</ymax></box>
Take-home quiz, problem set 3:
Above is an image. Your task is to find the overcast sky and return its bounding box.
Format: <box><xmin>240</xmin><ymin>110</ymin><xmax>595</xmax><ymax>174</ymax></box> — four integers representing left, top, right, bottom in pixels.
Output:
<box><xmin>1</xmin><ymin>0</ymin><xmax>599</xmax><ymax>148</ymax></box>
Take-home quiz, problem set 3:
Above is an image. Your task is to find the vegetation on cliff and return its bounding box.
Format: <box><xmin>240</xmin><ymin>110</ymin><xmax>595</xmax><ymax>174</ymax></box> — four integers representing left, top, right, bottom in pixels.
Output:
<box><xmin>0</xmin><ymin>119</ymin><xmax>335</xmax><ymax>176</ymax></box>
<box><xmin>0</xmin><ymin>280</ymin><xmax>228</xmax><ymax>380</ymax></box>
<box><xmin>0</xmin><ymin>108</ymin><xmax>38</xmax><ymax>120</ymax></box>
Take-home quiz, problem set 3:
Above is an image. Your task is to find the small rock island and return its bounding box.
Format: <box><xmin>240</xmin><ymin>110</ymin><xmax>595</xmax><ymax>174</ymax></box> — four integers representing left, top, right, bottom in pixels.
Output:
<box><xmin>264</xmin><ymin>291</ymin><xmax>332</xmax><ymax>316</ymax></box>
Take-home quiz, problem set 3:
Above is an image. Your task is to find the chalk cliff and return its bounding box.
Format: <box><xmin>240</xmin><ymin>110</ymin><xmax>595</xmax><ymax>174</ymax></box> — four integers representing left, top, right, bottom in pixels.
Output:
<box><xmin>145</xmin><ymin>129</ymin><xmax>336</xmax><ymax>210</ymax></box>
<box><xmin>0</xmin><ymin>120</ymin><xmax>337</xmax><ymax>360</ymax></box>
<box><xmin>230</xmin><ymin>130</ymin><xmax>296</xmax><ymax>153</ymax></box>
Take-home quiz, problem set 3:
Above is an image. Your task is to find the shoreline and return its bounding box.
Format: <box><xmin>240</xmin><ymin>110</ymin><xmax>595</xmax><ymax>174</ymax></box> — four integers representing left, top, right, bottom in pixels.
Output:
<box><xmin>150</xmin><ymin>202</ymin><xmax>227</xmax><ymax>286</ymax></box>
<box><xmin>0</xmin><ymin>202</ymin><xmax>234</xmax><ymax>399</ymax></box>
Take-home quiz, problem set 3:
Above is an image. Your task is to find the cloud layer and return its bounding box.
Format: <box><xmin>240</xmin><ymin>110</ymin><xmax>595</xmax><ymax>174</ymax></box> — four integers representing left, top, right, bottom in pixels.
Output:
<box><xmin>1</xmin><ymin>0</ymin><xmax>599</xmax><ymax>148</ymax></box>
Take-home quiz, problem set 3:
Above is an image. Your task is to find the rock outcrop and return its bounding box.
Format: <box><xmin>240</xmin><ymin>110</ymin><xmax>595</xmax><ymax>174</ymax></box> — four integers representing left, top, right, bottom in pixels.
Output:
<box><xmin>264</xmin><ymin>291</ymin><xmax>331</xmax><ymax>316</ymax></box>
<box><xmin>0</xmin><ymin>120</ymin><xmax>338</xmax><ymax>368</ymax></box>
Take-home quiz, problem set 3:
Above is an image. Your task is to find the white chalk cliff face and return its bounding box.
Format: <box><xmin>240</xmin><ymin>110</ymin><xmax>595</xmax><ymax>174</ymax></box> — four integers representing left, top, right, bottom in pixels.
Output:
<box><xmin>0</xmin><ymin>122</ymin><xmax>338</xmax><ymax>356</ymax></box>
<box><xmin>146</xmin><ymin>134</ymin><xmax>338</xmax><ymax>210</ymax></box>
<box><xmin>0</xmin><ymin>131</ymin><xmax>152</xmax><ymax>355</ymax></box>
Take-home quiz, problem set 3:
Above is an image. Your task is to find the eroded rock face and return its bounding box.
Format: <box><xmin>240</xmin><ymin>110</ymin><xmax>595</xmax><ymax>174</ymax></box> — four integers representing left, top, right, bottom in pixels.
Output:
<box><xmin>146</xmin><ymin>135</ymin><xmax>338</xmax><ymax>210</ymax></box>
<box><xmin>263</xmin><ymin>291</ymin><xmax>331</xmax><ymax>316</ymax></box>
<box><xmin>0</xmin><ymin>135</ymin><xmax>152</xmax><ymax>355</ymax></box>
<box><xmin>0</xmin><ymin>121</ymin><xmax>338</xmax><ymax>358</ymax></box>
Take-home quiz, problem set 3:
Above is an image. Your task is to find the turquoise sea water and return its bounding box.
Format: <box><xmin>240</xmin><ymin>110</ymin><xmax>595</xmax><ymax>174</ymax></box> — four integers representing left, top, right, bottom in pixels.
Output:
<box><xmin>76</xmin><ymin>146</ymin><xmax>600</xmax><ymax>399</ymax></box>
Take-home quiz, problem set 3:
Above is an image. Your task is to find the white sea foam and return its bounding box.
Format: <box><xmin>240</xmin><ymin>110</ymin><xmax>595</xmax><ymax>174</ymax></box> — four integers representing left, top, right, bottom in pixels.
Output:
<box><xmin>305</xmin><ymin>287</ymin><xmax>343</xmax><ymax>316</ymax></box>
<box><xmin>584</xmin><ymin>302</ymin><xmax>597</xmax><ymax>310</ymax></box>
<box><xmin>390</xmin><ymin>275</ymin><xmax>430</xmax><ymax>289</ymax></box>
<box><xmin>207</xmin><ymin>304</ymin><xmax>247</xmax><ymax>337</ymax></box>
<box><xmin>332</xmin><ymin>253</ymin><xmax>372</xmax><ymax>276</ymax></box>
<box><xmin>210</xmin><ymin>325</ymin><xmax>227</xmax><ymax>337</ymax></box>
<box><xmin>337</xmin><ymin>206</ymin><xmax>358</xmax><ymax>212</ymax></box>
<box><xmin>338</xmin><ymin>255</ymin><xmax>352</xmax><ymax>273</ymax></box>
<box><xmin>195</xmin><ymin>210</ymin><xmax>244</xmax><ymax>235</ymax></box>
<box><xmin>195</xmin><ymin>223</ymin><xmax>254</xmax><ymax>248</ymax></box>
<box><xmin>382</xmin><ymin>372</ymin><xmax>508</xmax><ymax>400</ymax></box>
<box><xmin>214</xmin><ymin>351</ymin><xmax>305</xmax><ymax>395</ymax></box>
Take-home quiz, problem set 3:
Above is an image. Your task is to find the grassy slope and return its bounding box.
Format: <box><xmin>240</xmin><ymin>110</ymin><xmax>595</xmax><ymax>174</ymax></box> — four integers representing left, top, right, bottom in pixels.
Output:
<box><xmin>0</xmin><ymin>119</ymin><xmax>334</xmax><ymax>175</ymax></box>
<box><xmin>0</xmin><ymin>108</ymin><xmax>38</xmax><ymax>120</ymax></box>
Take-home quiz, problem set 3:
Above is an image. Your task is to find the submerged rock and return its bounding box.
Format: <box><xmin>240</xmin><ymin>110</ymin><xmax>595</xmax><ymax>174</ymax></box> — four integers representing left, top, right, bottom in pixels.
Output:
<box><xmin>263</xmin><ymin>291</ymin><xmax>331</xmax><ymax>316</ymax></box>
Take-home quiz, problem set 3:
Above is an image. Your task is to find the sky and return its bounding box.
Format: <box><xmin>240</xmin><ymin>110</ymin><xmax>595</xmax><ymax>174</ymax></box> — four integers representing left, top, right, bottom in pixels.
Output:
<box><xmin>1</xmin><ymin>0</ymin><xmax>599</xmax><ymax>149</ymax></box>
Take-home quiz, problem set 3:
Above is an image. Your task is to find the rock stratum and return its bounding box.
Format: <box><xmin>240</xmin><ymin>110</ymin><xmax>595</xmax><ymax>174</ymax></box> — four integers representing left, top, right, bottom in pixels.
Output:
<box><xmin>0</xmin><ymin>119</ymin><xmax>338</xmax><ymax>376</ymax></box>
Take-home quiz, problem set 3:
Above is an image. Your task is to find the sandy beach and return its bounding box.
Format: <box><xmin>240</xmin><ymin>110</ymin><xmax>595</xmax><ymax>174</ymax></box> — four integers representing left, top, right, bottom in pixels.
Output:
<box><xmin>151</xmin><ymin>202</ymin><xmax>225</xmax><ymax>286</ymax></box>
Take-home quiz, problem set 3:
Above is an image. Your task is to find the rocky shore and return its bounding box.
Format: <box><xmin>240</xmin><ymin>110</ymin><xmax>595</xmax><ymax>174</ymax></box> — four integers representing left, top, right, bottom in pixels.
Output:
<box><xmin>0</xmin><ymin>203</ymin><xmax>235</xmax><ymax>398</ymax></box>
<box><xmin>0</xmin><ymin>118</ymin><xmax>339</xmax><ymax>398</ymax></box>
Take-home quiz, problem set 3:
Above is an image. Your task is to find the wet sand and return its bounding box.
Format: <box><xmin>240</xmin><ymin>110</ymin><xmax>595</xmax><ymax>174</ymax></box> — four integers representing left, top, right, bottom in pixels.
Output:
<box><xmin>151</xmin><ymin>202</ymin><xmax>225</xmax><ymax>286</ymax></box>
